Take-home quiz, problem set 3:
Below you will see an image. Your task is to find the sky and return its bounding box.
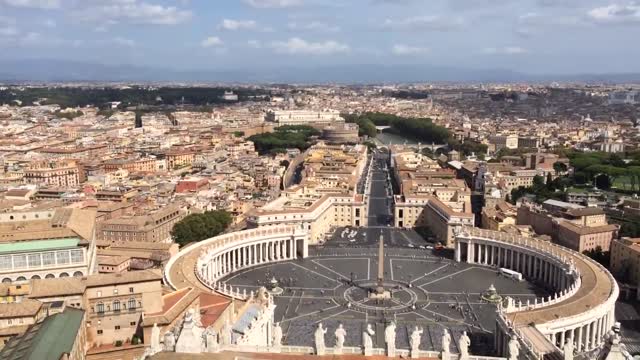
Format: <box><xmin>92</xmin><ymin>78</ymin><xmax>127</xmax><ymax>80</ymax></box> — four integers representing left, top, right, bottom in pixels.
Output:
<box><xmin>1</xmin><ymin>0</ymin><xmax>640</xmax><ymax>74</ymax></box>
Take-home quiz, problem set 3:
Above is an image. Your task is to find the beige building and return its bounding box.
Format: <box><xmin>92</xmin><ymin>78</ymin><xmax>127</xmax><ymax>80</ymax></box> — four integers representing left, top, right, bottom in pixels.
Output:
<box><xmin>481</xmin><ymin>200</ymin><xmax>517</xmax><ymax>231</ymax></box>
<box><xmin>0</xmin><ymin>270</ymin><xmax>163</xmax><ymax>350</ymax></box>
<box><xmin>266</xmin><ymin>110</ymin><xmax>344</xmax><ymax>129</ymax></box>
<box><xmin>97</xmin><ymin>204</ymin><xmax>186</xmax><ymax>243</ymax></box>
<box><xmin>24</xmin><ymin>160</ymin><xmax>80</xmax><ymax>188</ymax></box>
<box><xmin>391</xmin><ymin>148</ymin><xmax>473</xmax><ymax>247</ymax></box>
<box><xmin>610</xmin><ymin>237</ymin><xmax>640</xmax><ymax>300</ymax></box>
<box><xmin>517</xmin><ymin>201</ymin><xmax>618</xmax><ymax>253</ymax></box>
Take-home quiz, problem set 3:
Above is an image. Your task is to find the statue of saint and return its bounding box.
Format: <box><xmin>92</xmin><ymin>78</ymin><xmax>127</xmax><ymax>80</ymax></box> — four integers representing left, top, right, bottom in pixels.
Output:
<box><xmin>459</xmin><ymin>331</ymin><xmax>471</xmax><ymax>359</ymax></box>
<box><xmin>151</xmin><ymin>323</ymin><xmax>161</xmax><ymax>353</ymax></box>
<box><xmin>335</xmin><ymin>324</ymin><xmax>347</xmax><ymax>353</ymax></box>
<box><xmin>385</xmin><ymin>322</ymin><xmax>397</xmax><ymax>357</ymax></box>
<box><xmin>314</xmin><ymin>323</ymin><xmax>328</xmax><ymax>355</ymax></box>
<box><xmin>508</xmin><ymin>336</ymin><xmax>520</xmax><ymax>360</ymax></box>
<box><xmin>410</xmin><ymin>326</ymin><xmax>423</xmax><ymax>358</ymax></box>
<box><xmin>272</xmin><ymin>322</ymin><xmax>283</xmax><ymax>349</ymax></box>
<box><xmin>442</xmin><ymin>329</ymin><xmax>451</xmax><ymax>354</ymax></box>
<box><xmin>363</xmin><ymin>324</ymin><xmax>375</xmax><ymax>355</ymax></box>
<box><xmin>563</xmin><ymin>340</ymin><xmax>574</xmax><ymax>360</ymax></box>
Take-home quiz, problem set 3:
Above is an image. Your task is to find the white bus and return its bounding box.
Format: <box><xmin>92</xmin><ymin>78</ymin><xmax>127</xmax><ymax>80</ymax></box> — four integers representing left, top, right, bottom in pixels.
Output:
<box><xmin>499</xmin><ymin>268</ymin><xmax>523</xmax><ymax>281</ymax></box>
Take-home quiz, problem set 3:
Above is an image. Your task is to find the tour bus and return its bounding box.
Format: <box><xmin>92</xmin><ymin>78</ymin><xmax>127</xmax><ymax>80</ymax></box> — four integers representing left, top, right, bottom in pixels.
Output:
<box><xmin>499</xmin><ymin>268</ymin><xmax>524</xmax><ymax>281</ymax></box>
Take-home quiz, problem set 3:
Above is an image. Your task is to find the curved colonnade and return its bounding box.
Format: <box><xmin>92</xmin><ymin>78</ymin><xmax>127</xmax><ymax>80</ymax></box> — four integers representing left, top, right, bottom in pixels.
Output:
<box><xmin>164</xmin><ymin>225</ymin><xmax>309</xmax><ymax>300</ymax></box>
<box><xmin>455</xmin><ymin>227</ymin><xmax>618</xmax><ymax>359</ymax></box>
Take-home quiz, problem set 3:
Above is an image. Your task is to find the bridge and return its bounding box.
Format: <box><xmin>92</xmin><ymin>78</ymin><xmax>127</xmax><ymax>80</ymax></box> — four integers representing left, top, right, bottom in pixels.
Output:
<box><xmin>375</xmin><ymin>126</ymin><xmax>391</xmax><ymax>132</ymax></box>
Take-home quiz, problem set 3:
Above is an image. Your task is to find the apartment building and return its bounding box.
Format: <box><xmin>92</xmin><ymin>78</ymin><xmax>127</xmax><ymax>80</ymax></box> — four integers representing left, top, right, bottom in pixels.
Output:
<box><xmin>97</xmin><ymin>204</ymin><xmax>186</xmax><ymax>243</ymax></box>
<box><xmin>24</xmin><ymin>160</ymin><xmax>80</xmax><ymax>188</ymax></box>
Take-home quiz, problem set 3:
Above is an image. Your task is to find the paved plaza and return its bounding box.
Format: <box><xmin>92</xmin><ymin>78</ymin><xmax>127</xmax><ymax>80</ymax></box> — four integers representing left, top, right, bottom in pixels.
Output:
<box><xmin>222</xmin><ymin>231</ymin><xmax>549</xmax><ymax>355</ymax></box>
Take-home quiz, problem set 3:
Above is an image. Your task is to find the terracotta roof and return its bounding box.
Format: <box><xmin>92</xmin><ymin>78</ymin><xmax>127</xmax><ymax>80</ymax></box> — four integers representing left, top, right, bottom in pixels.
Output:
<box><xmin>558</xmin><ymin>221</ymin><xmax>618</xmax><ymax>236</ymax></box>
<box><xmin>0</xmin><ymin>299</ymin><xmax>42</xmax><ymax>318</ymax></box>
<box><xmin>565</xmin><ymin>207</ymin><xmax>605</xmax><ymax>217</ymax></box>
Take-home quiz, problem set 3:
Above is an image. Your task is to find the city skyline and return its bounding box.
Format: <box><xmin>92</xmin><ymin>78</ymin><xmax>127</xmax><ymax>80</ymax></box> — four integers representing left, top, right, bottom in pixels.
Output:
<box><xmin>1</xmin><ymin>0</ymin><xmax>640</xmax><ymax>75</ymax></box>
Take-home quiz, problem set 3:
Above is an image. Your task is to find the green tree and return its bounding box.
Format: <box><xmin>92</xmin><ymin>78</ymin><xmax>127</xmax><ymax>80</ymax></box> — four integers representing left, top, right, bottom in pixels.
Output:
<box><xmin>553</xmin><ymin>162</ymin><xmax>568</xmax><ymax>175</ymax></box>
<box><xmin>583</xmin><ymin>246</ymin><xmax>610</xmax><ymax>268</ymax></box>
<box><xmin>171</xmin><ymin>210</ymin><xmax>232</xmax><ymax>247</ymax></box>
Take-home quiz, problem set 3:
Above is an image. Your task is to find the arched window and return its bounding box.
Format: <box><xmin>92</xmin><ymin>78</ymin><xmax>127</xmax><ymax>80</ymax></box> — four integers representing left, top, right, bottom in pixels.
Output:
<box><xmin>31</xmin><ymin>275</ymin><xmax>41</xmax><ymax>280</ymax></box>
<box><xmin>59</xmin><ymin>272</ymin><xmax>69</xmax><ymax>278</ymax></box>
<box><xmin>96</xmin><ymin>302</ymin><xmax>104</xmax><ymax>314</ymax></box>
<box><xmin>45</xmin><ymin>274</ymin><xmax>55</xmax><ymax>279</ymax></box>
<box><xmin>113</xmin><ymin>300</ymin><xmax>121</xmax><ymax>312</ymax></box>
<box><xmin>128</xmin><ymin>298</ymin><xmax>136</xmax><ymax>311</ymax></box>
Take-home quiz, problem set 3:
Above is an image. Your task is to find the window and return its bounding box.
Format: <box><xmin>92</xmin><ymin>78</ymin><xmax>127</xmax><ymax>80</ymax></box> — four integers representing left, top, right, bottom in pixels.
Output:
<box><xmin>115</xmin><ymin>325</ymin><xmax>120</xmax><ymax>331</ymax></box>
<box><xmin>97</xmin><ymin>330</ymin><xmax>103</xmax><ymax>335</ymax></box>
<box><xmin>96</xmin><ymin>302</ymin><xmax>104</xmax><ymax>314</ymax></box>
<box><xmin>129</xmin><ymin>287</ymin><xmax>134</xmax><ymax>293</ymax></box>
<box><xmin>0</xmin><ymin>256</ymin><xmax>11</xmax><ymax>271</ymax></box>
<box><xmin>128</xmin><ymin>298</ymin><xmax>136</xmax><ymax>310</ymax></box>
<box><xmin>28</xmin><ymin>254</ymin><xmax>41</xmax><ymax>268</ymax></box>
<box><xmin>96</xmin><ymin>290</ymin><xmax>102</xmax><ymax>297</ymax></box>
<box><xmin>70</xmin><ymin>250</ymin><xmax>83</xmax><ymax>264</ymax></box>
<box><xmin>13</xmin><ymin>255</ymin><xmax>27</xmax><ymax>269</ymax></box>
<box><xmin>113</xmin><ymin>289</ymin><xmax>118</xmax><ymax>295</ymax></box>
<box><xmin>42</xmin><ymin>252</ymin><xmax>55</xmax><ymax>266</ymax></box>
<box><xmin>113</xmin><ymin>300</ymin><xmax>121</xmax><ymax>312</ymax></box>
<box><xmin>130</xmin><ymin>321</ymin><xmax>136</xmax><ymax>326</ymax></box>
<box><xmin>56</xmin><ymin>251</ymin><xmax>70</xmax><ymax>265</ymax></box>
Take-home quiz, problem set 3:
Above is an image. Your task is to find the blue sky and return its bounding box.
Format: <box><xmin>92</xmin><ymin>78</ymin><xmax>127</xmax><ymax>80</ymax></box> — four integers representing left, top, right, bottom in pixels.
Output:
<box><xmin>1</xmin><ymin>0</ymin><xmax>639</xmax><ymax>74</ymax></box>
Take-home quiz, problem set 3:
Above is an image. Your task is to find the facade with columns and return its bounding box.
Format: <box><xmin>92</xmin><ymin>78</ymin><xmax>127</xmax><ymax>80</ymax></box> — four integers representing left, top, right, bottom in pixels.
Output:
<box><xmin>165</xmin><ymin>225</ymin><xmax>309</xmax><ymax>300</ymax></box>
<box><xmin>455</xmin><ymin>227</ymin><xmax>618</xmax><ymax>359</ymax></box>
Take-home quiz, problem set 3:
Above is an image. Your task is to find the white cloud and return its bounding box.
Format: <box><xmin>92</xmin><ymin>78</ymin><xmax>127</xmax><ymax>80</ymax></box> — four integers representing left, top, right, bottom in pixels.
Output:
<box><xmin>201</xmin><ymin>36</ymin><xmax>223</xmax><ymax>48</ymax></box>
<box><xmin>392</xmin><ymin>44</ymin><xmax>429</xmax><ymax>55</ymax></box>
<box><xmin>218</xmin><ymin>19</ymin><xmax>258</xmax><ymax>31</ymax></box>
<box><xmin>587</xmin><ymin>3</ymin><xmax>640</xmax><ymax>24</ymax></box>
<box><xmin>482</xmin><ymin>46</ymin><xmax>528</xmax><ymax>55</ymax></box>
<box><xmin>287</xmin><ymin>21</ymin><xmax>340</xmax><ymax>32</ymax></box>
<box><xmin>71</xmin><ymin>1</ymin><xmax>192</xmax><ymax>26</ymax></box>
<box><xmin>1</xmin><ymin>0</ymin><xmax>60</xmax><ymax>9</ymax></box>
<box><xmin>270</xmin><ymin>37</ymin><xmax>349</xmax><ymax>55</ymax></box>
<box><xmin>382</xmin><ymin>15</ymin><xmax>464</xmax><ymax>31</ymax></box>
<box><xmin>243</xmin><ymin>0</ymin><xmax>303</xmax><ymax>8</ymax></box>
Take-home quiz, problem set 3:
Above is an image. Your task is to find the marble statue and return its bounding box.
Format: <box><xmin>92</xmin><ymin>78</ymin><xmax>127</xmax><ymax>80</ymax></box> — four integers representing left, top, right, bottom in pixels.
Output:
<box><xmin>175</xmin><ymin>308</ymin><xmax>205</xmax><ymax>353</ymax></box>
<box><xmin>220</xmin><ymin>319</ymin><xmax>233</xmax><ymax>346</ymax></box>
<box><xmin>272</xmin><ymin>322</ymin><xmax>283</xmax><ymax>350</ymax></box>
<box><xmin>150</xmin><ymin>323</ymin><xmax>161</xmax><ymax>353</ymax></box>
<box><xmin>508</xmin><ymin>335</ymin><xmax>520</xmax><ymax>360</ymax></box>
<box><xmin>563</xmin><ymin>340</ymin><xmax>574</xmax><ymax>360</ymax></box>
<box><xmin>363</xmin><ymin>324</ymin><xmax>375</xmax><ymax>356</ymax></box>
<box><xmin>385</xmin><ymin>321</ymin><xmax>397</xmax><ymax>357</ymax></box>
<box><xmin>204</xmin><ymin>327</ymin><xmax>219</xmax><ymax>353</ymax></box>
<box><xmin>334</xmin><ymin>324</ymin><xmax>346</xmax><ymax>354</ymax></box>
<box><xmin>314</xmin><ymin>323</ymin><xmax>328</xmax><ymax>355</ymax></box>
<box><xmin>163</xmin><ymin>331</ymin><xmax>176</xmax><ymax>352</ymax></box>
<box><xmin>441</xmin><ymin>329</ymin><xmax>451</xmax><ymax>356</ymax></box>
<box><xmin>459</xmin><ymin>331</ymin><xmax>471</xmax><ymax>360</ymax></box>
<box><xmin>410</xmin><ymin>326</ymin><xmax>423</xmax><ymax>359</ymax></box>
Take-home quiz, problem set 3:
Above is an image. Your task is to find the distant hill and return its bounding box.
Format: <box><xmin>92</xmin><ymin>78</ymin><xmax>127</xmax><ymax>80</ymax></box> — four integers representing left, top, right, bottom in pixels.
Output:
<box><xmin>1</xmin><ymin>59</ymin><xmax>640</xmax><ymax>84</ymax></box>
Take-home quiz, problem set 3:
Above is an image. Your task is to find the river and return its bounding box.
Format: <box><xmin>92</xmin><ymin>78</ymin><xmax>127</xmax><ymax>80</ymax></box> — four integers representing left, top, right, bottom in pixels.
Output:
<box><xmin>376</xmin><ymin>132</ymin><xmax>418</xmax><ymax>145</ymax></box>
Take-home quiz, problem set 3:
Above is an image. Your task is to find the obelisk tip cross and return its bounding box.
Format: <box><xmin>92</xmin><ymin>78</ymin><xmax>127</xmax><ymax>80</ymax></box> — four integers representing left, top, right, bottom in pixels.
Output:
<box><xmin>376</xmin><ymin>233</ymin><xmax>385</xmax><ymax>294</ymax></box>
